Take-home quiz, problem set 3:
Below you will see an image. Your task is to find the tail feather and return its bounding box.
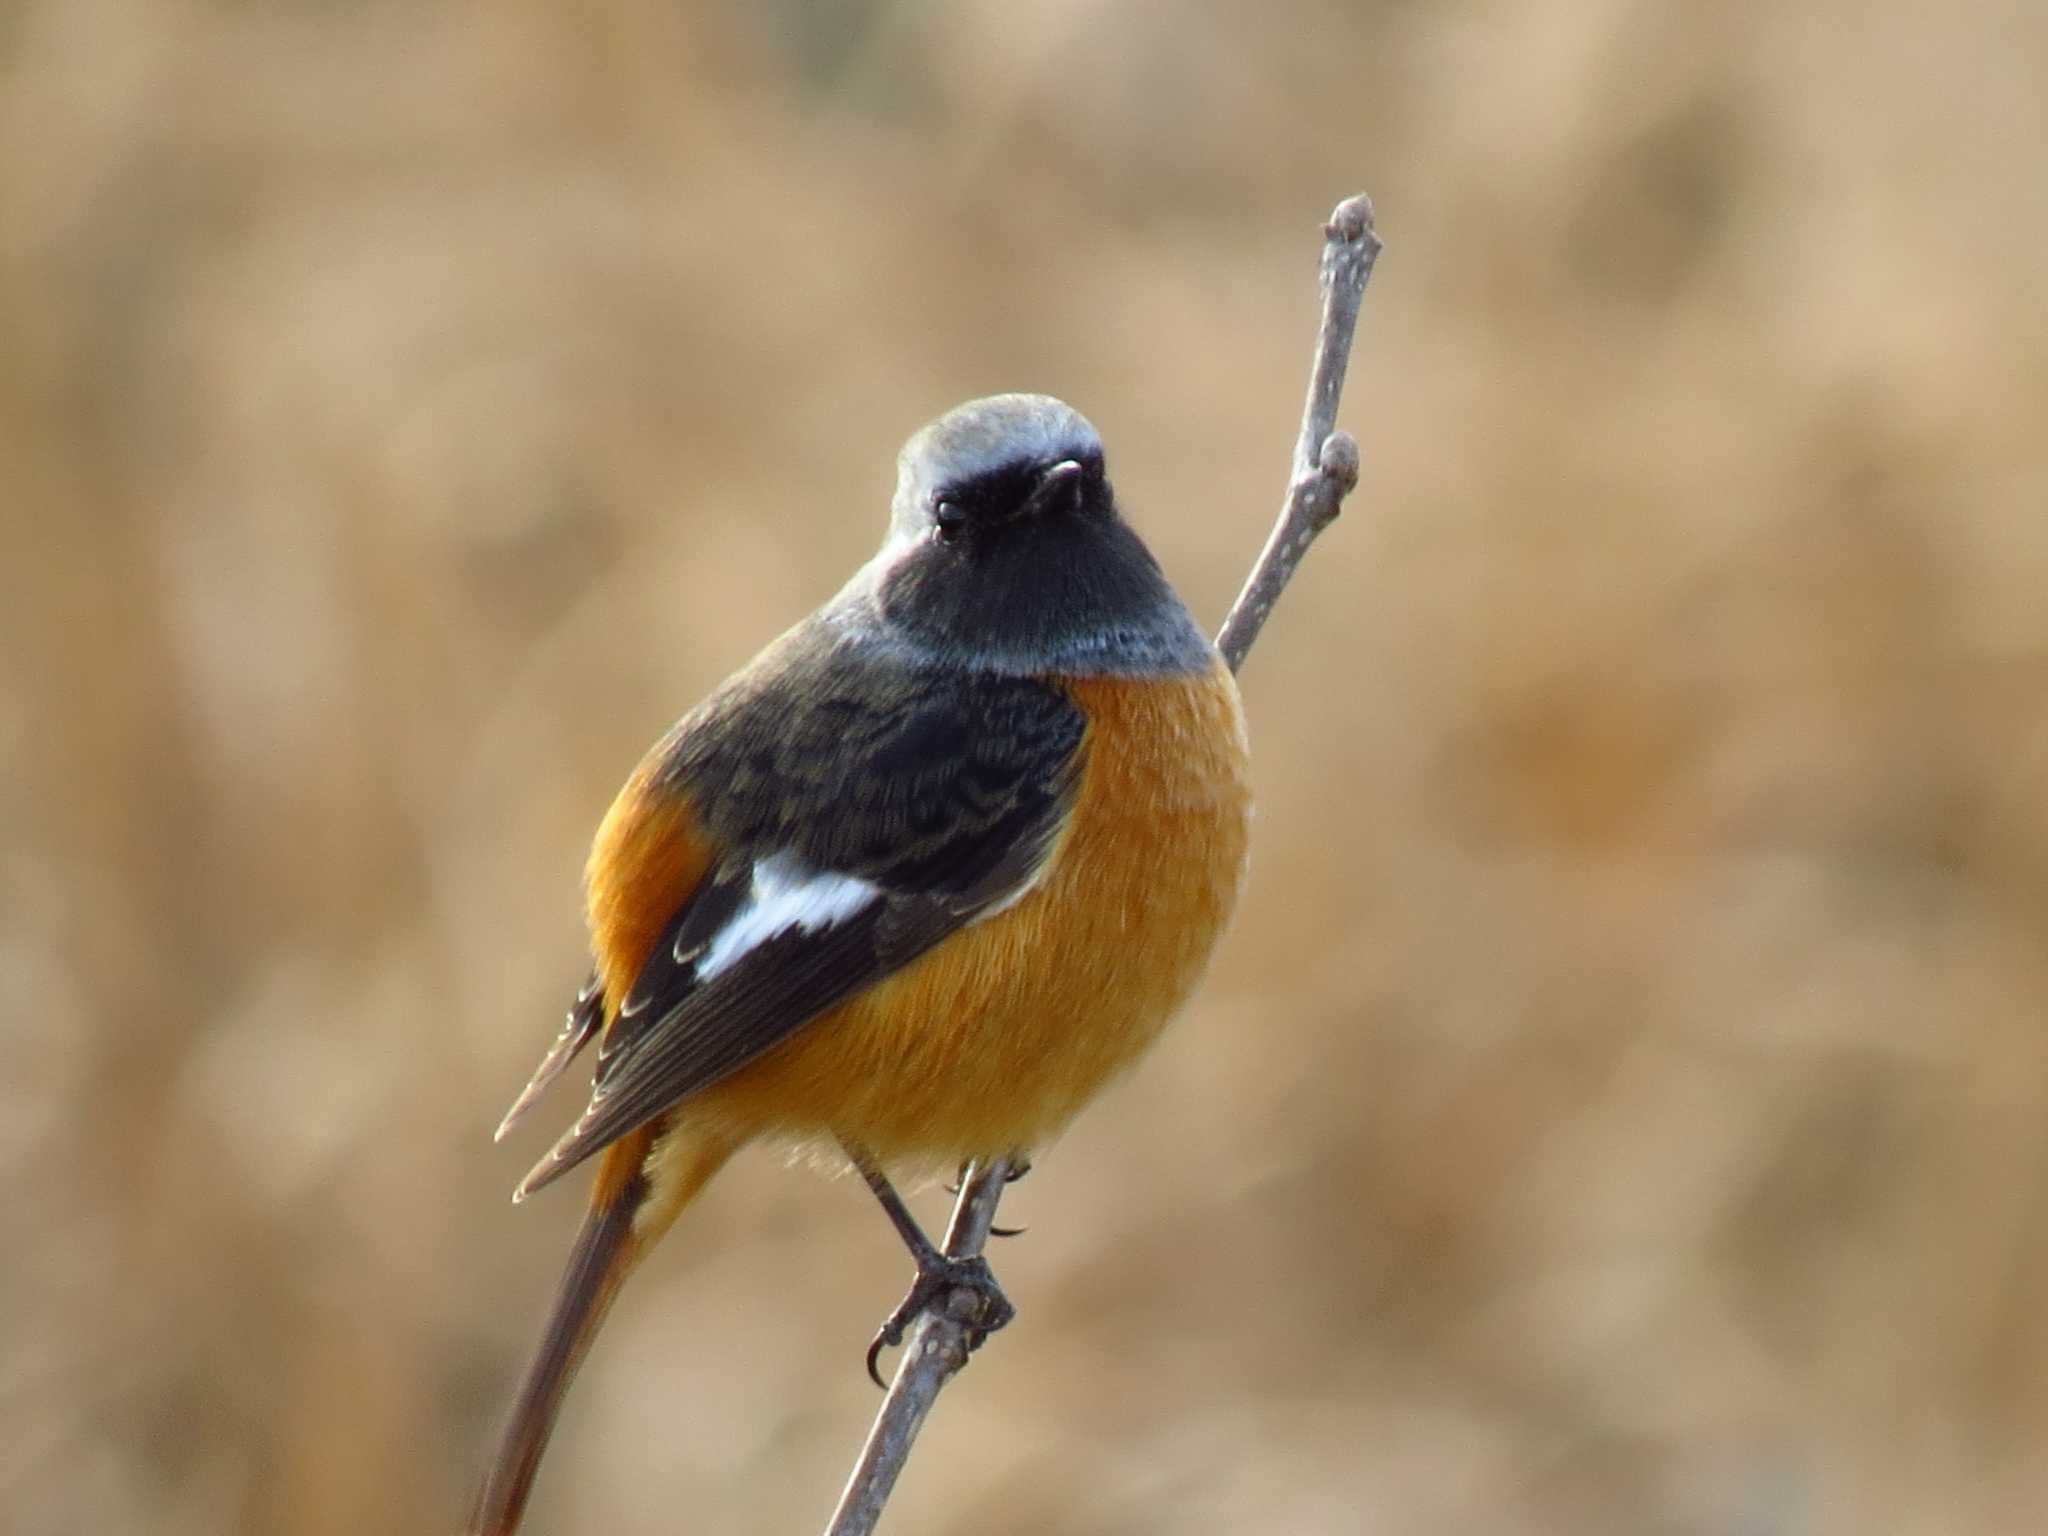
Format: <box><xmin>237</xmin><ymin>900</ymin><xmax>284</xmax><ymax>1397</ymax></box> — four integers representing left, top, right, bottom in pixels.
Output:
<box><xmin>469</xmin><ymin>1123</ymin><xmax>733</xmax><ymax>1536</ymax></box>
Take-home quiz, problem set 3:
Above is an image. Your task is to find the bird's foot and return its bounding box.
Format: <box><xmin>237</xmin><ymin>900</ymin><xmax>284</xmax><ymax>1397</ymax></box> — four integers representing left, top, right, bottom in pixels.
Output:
<box><xmin>864</xmin><ymin>1251</ymin><xmax>1014</xmax><ymax>1389</ymax></box>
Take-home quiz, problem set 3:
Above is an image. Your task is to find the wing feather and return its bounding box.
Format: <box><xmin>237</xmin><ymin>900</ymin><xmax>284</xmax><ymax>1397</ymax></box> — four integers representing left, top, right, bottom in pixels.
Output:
<box><xmin>493</xmin><ymin>972</ymin><xmax>605</xmax><ymax>1142</ymax></box>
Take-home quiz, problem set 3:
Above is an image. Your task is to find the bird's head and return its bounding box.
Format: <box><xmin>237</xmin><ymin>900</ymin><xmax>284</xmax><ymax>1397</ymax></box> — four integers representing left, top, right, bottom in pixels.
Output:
<box><xmin>854</xmin><ymin>394</ymin><xmax>1208</xmax><ymax>678</ymax></box>
<box><xmin>888</xmin><ymin>394</ymin><xmax>1110</xmax><ymax>548</ymax></box>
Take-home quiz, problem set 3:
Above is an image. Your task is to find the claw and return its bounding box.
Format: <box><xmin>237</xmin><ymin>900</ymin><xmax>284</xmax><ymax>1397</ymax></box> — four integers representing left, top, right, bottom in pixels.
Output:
<box><xmin>863</xmin><ymin>1252</ymin><xmax>1014</xmax><ymax>1389</ymax></box>
<box><xmin>946</xmin><ymin>1156</ymin><xmax>1030</xmax><ymax>1197</ymax></box>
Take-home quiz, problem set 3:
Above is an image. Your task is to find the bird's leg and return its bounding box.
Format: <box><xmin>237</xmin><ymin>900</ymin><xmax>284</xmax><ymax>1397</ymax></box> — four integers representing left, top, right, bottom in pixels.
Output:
<box><xmin>840</xmin><ymin>1138</ymin><xmax>1015</xmax><ymax>1388</ymax></box>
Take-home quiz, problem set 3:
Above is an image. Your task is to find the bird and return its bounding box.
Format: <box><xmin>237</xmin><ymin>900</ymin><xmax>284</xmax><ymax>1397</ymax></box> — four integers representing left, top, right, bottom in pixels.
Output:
<box><xmin>470</xmin><ymin>393</ymin><xmax>1253</xmax><ymax>1535</ymax></box>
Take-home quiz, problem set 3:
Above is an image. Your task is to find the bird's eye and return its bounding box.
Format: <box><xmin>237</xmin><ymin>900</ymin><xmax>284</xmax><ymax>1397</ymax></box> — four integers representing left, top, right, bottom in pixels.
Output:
<box><xmin>932</xmin><ymin>500</ymin><xmax>965</xmax><ymax>544</ymax></box>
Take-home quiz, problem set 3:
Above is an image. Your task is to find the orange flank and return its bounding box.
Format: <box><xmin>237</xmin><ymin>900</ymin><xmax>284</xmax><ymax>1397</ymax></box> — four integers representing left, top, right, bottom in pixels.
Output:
<box><xmin>583</xmin><ymin>759</ymin><xmax>714</xmax><ymax>1024</ymax></box>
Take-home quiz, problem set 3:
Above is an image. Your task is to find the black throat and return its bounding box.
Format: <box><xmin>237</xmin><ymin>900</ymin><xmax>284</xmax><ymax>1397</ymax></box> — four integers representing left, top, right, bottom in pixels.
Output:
<box><xmin>851</xmin><ymin>511</ymin><xmax>1214</xmax><ymax>678</ymax></box>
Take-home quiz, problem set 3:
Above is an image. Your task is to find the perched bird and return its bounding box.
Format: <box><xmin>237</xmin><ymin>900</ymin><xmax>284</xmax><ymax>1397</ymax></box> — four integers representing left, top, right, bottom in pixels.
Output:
<box><xmin>471</xmin><ymin>393</ymin><xmax>1253</xmax><ymax>1534</ymax></box>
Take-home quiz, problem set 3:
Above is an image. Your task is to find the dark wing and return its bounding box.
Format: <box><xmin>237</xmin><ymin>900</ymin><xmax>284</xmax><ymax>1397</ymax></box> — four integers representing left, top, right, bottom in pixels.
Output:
<box><xmin>513</xmin><ymin>634</ymin><xmax>1086</xmax><ymax>1199</ymax></box>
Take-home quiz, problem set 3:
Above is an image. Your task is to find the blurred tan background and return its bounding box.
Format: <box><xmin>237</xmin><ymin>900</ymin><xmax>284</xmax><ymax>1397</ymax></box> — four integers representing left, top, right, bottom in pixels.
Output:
<box><xmin>5</xmin><ymin>2</ymin><xmax>2046</xmax><ymax>1533</ymax></box>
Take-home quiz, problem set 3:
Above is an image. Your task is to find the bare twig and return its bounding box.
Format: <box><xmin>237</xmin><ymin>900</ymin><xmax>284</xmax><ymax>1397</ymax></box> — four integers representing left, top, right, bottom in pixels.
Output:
<box><xmin>1216</xmin><ymin>192</ymin><xmax>1380</xmax><ymax>674</ymax></box>
<box><xmin>822</xmin><ymin>191</ymin><xmax>1382</xmax><ymax>1536</ymax></box>
<box><xmin>824</xmin><ymin>1158</ymin><xmax>1012</xmax><ymax>1536</ymax></box>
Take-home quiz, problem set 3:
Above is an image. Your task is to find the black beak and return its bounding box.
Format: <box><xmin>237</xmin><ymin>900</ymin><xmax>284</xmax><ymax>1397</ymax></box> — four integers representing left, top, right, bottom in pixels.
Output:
<box><xmin>1021</xmin><ymin>459</ymin><xmax>1084</xmax><ymax>518</ymax></box>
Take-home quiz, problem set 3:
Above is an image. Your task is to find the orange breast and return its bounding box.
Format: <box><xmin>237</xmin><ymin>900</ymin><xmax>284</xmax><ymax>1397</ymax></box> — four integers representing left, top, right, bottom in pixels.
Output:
<box><xmin>693</xmin><ymin>658</ymin><xmax>1253</xmax><ymax>1159</ymax></box>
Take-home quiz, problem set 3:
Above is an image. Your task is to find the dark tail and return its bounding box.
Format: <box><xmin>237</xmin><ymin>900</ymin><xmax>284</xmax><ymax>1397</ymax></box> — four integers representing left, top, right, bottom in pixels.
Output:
<box><xmin>469</xmin><ymin>1121</ymin><xmax>738</xmax><ymax>1535</ymax></box>
<box><xmin>468</xmin><ymin>1130</ymin><xmax>654</xmax><ymax>1536</ymax></box>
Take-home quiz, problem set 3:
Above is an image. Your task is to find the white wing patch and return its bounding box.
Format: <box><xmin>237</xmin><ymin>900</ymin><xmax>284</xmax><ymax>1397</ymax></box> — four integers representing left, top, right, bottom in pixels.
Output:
<box><xmin>695</xmin><ymin>852</ymin><xmax>882</xmax><ymax>981</ymax></box>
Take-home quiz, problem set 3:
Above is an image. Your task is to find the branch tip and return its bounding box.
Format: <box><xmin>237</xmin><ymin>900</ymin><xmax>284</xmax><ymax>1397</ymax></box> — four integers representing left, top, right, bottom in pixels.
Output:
<box><xmin>1325</xmin><ymin>192</ymin><xmax>1378</xmax><ymax>249</ymax></box>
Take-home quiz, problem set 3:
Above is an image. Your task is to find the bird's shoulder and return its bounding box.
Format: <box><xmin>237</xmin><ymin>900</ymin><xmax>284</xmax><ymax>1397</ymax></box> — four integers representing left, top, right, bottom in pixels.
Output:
<box><xmin>649</xmin><ymin>616</ymin><xmax>1089</xmax><ymax>888</ymax></box>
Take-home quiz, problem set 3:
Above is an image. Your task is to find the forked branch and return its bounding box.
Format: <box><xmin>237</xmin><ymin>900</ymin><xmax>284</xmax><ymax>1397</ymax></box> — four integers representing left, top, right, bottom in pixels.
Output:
<box><xmin>1216</xmin><ymin>192</ymin><xmax>1379</xmax><ymax>673</ymax></box>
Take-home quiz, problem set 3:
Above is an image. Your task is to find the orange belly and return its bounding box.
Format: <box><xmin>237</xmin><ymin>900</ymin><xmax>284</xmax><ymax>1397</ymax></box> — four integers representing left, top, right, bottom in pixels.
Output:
<box><xmin>688</xmin><ymin>658</ymin><xmax>1253</xmax><ymax>1158</ymax></box>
